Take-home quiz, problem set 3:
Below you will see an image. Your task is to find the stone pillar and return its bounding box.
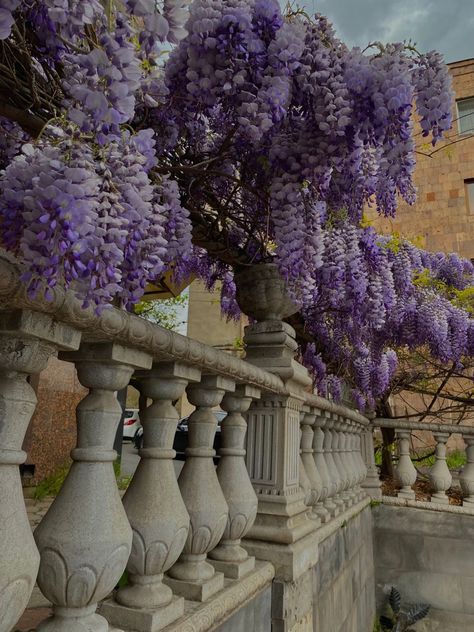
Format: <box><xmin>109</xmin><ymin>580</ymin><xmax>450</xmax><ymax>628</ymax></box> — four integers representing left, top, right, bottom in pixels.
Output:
<box><xmin>35</xmin><ymin>342</ymin><xmax>152</xmax><ymax>632</ymax></box>
<box><xmin>165</xmin><ymin>375</ymin><xmax>234</xmax><ymax>602</ymax></box>
<box><xmin>335</xmin><ymin>417</ymin><xmax>352</xmax><ymax>507</ymax></box>
<box><xmin>235</xmin><ymin>263</ymin><xmax>317</xmax><ymax>585</ymax></box>
<box><xmin>326</xmin><ymin>416</ymin><xmax>345</xmax><ymax>512</ymax></box>
<box><xmin>0</xmin><ymin>310</ymin><xmax>79</xmax><ymax>632</ymax></box>
<box><xmin>208</xmin><ymin>384</ymin><xmax>260</xmax><ymax>579</ymax></box>
<box><xmin>395</xmin><ymin>430</ymin><xmax>417</xmax><ymax>500</ymax></box>
<box><xmin>460</xmin><ymin>436</ymin><xmax>474</xmax><ymax>505</ymax></box>
<box><xmin>429</xmin><ymin>432</ymin><xmax>452</xmax><ymax>505</ymax></box>
<box><xmin>361</xmin><ymin>426</ymin><xmax>382</xmax><ymax>500</ymax></box>
<box><xmin>353</xmin><ymin>423</ymin><xmax>367</xmax><ymax>500</ymax></box>
<box><xmin>102</xmin><ymin>362</ymin><xmax>200</xmax><ymax>632</ymax></box>
<box><xmin>313</xmin><ymin>413</ymin><xmax>333</xmax><ymax>522</ymax></box>
<box><xmin>300</xmin><ymin>410</ymin><xmax>322</xmax><ymax>524</ymax></box>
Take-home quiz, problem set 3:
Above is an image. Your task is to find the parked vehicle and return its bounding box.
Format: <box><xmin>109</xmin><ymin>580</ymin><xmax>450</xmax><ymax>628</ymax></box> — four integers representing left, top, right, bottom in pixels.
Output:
<box><xmin>123</xmin><ymin>409</ymin><xmax>140</xmax><ymax>440</ymax></box>
<box><xmin>133</xmin><ymin>411</ymin><xmax>227</xmax><ymax>462</ymax></box>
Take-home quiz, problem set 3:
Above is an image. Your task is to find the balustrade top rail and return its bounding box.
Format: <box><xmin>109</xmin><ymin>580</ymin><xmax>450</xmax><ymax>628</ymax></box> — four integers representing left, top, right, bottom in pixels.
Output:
<box><xmin>306</xmin><ymin>393</ymin><xmax>370</xmax><ymax>426</ymax></box>
<box><xmin>373</xmin><ymin>417</ymin><xmax>474</xmax><ymax>436</ymax></box>
<box><xmin>0</xmin><ymin>254</ymin><xmax>286</xmax><ymax>394</ymax></box>
<box><xmin>0</xmin><ymin>253</ymin><xmax>370</xmax><ymax>424</ymax></box>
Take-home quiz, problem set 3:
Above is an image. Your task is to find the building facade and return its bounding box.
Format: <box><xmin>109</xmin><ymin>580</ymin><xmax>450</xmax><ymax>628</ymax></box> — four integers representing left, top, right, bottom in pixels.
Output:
<box><xmin>371</xmin><ymin>58</ymin><xmax>474</xmax><ymax>258</ymax></box>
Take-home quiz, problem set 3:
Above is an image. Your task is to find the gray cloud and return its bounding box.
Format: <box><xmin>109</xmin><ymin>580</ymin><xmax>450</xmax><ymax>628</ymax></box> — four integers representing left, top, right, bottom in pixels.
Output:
<box><xmin>298</xmin><ymin>0</ymin><xmax>474</xmax><ymax>63</ymax></box>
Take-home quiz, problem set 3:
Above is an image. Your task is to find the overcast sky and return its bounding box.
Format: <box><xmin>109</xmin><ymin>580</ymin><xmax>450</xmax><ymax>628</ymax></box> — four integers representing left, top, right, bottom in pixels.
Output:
<box><xmin>299</xmin><ymin>0</ymin><xmax>474</xmax><ymax>64</ymax></box>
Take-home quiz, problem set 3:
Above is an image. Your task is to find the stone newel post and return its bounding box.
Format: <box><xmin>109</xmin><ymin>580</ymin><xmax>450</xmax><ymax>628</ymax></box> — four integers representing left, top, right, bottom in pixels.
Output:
<box><xmin>35</xmin><ymin>342</ymin><xmax>152</xmax><ymax>632</ymax></box>
<box><xmin>234</xmin><ymin>264</ymin><xmax>317</xmax><ymax>582</ymax></box>
<box><xmin>0</xmin><ymin>310</ymin><xmax>80</xmax><ymax>632</ymax></box>
<box><xmin>102</xmin><ymin>361</ymin><xmax>200</xmax><ymax>632</ymax></box>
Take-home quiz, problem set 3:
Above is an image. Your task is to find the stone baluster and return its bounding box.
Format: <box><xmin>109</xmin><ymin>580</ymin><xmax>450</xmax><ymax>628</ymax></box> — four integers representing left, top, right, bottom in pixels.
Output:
<box><xmin>0</xmin><ymin>310</ymin><xmax>80</xmax><ymax>632</ymax></box>
<box><xmin>313</xmin><ymin>413</ymin><xmax>333</xmax><ymax>522</ymax></box>
<box><xmin>102</xmin><ymin>362</ymin><xmax>200</xmax><ymax>632</ymax></box>
<box><xmin>395</xmin><ymin>430</ymin><xmax>417</xmax><ymax>500</ymax></box>
<box><xmin>166</xmin><ymin>375</ymin><xmax>234</xmax><ymax>602</ymax></box>
<box><xmin>360</xmin><ymin>426</ymin><xmax>382</xmax><ymax>500</ymax></box>
<box><xmin>35</xmin><ymin>342</ymin><xmax>152</xmax><ymax>632</ymax></box>
<box><xmin>300</xmin><ymin>409</ymin><xmax>323</xmax><ymax>525</ymax></box>
<box><xmin>208</xmin><ymin>384</ymin><xmax>260</xmax><ymax>579</ymax></box>
<box><xmin>341</xmin><ymin>419</ymin><xmax>356</xmax><ymax>503</ymax></box>
<box><xmin>336</xmin><ymin>417</ymin><xmax>353</xmax><ymax>506</ymax></box>
<box><xmin>322</xmin><ymin>413</ymin><xmax>343</xmax><ymax>514</ymax></box>
<box><xmin>354</xmin><ymin>424</ymin><xmax>367</xmax><ymax>500</ymax></box>
<box><xmin>298</xmin><ymin>412</ymin><xmax>314</xmax><ymax>511</ymax></box>
<box><xmin>460</xmin><ymin>435</ymin><xmax>474</xmax><ymax>505</ymax></box>
<box><xmin>330</xmin><ymin>415</ymin><xmax>347</xmax><ymax>510</ymax></box>
<box><xmin>429</xmin><ymin>432</ymin><xmax>452</xmax><ymax>505</ymax></box>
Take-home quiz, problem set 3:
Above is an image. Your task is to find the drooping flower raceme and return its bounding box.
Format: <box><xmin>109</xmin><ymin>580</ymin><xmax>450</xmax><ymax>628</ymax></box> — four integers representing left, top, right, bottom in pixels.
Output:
<box><xmin>0</xmin><ymin>0</ymin><xmax>467</xmax><ymax>408</ymax></box>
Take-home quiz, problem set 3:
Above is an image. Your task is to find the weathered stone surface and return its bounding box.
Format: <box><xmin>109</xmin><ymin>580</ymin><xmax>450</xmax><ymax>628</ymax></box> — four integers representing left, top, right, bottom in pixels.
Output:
<box><xmin>213</xmin><ymin>584</ymin><xmax>272</xmax><ymax>632</ymax></box>
<box><xmin>374</xmin><ymin>504</ymin><xmax>474</xmax><ymax>626</ymax></box>
<box><xmin>313</xmin><ymin>505</ymin><xmax>375</xmax><ymax>632</ymax></box>
<box><xmin>101</xmin><ymin>595</ymin><xmax>184</xmax><ymax>632</ymax></box>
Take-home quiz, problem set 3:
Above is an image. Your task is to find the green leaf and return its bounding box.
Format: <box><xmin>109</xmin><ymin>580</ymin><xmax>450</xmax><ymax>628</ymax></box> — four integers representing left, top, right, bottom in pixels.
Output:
<box><xmin>407</xmin><ymin>604</ymin><xmax>430</xmax><ymax>625</ymax></box>
<box><xmin>389</xmin><ymin>587</ymin><xmax>401</xmax><ymax>615</ymax></box>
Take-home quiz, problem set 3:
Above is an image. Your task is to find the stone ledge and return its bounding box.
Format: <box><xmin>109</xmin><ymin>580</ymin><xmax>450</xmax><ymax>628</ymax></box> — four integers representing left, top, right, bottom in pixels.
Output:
<box><xmin>164</xmin><ymin>561</ymin><xmax>274</xmax><ymax>632</ymax></box>
<box><xmin>315</xmin><ymin>497</ymin><xmax>371</xmax><ymax>544</ymax></box>
<box><xmin>381</xmin><ymin>495</ymin><xmax>474</xmax><ymax>515</ymax></box>
<box><xmin>101</xmin><ymin>561</ymin><xmax>274</xmax><ymax>632</ymax></box>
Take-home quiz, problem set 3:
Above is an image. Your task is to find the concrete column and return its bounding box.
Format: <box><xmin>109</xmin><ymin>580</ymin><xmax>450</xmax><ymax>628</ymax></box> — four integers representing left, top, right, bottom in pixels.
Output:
<box><xmin>395</xmin><ymin>430</ymin><xmax>417</xmax><ymax>500</ymax></box>
<box><xmin>35</xmin><ymin>342</ymin><xmax>152</xmax><ymax>632</ymax></box>
<box><xmin>208</xmin><ymin>384</ymin><xmax>260</xmax><ymax>579</ymax></box>
<box><xmin>166</xmin><ymin>375</ymin><xmax>234</xmax><ymax>601</ymax></box>
<box><xmin>300</xmin><ymin>410</ymin><xmax>322</xmax><ymax>524</ymax></box>
<box><xmin>429</xmin><ymin>432</ymin><xmax>452</xmax><ymax>505</ymax></box>
<box><xmin>353</xmin><ymin>423</ymin><xmax>367</xmax><ymax>500</ymax></box>
<box><xmin>0</xmin><ymin>310</ymin><xmax>79</xmax><ymax>632</ymax></box>
<box><xmin>361</xmin><ymin>427</ymin><xmax>382</xmax><ymax>500</ymax></box>
<box><xmin>335</xmin><ymin>417</ymin><xmax>352</xmax><ymax>507</ymax></box>
<box><xmin>313</xmin><ymin>413</ymin><xmax>333</xmax><ymax>522</ymax></box>
<box><xmin>326</xmin><ymin>416</ymin><xmax>345</xmax><ymax>512</ymax></box>
<box><xmin>103</xmin><ymin>362</ymin><xmax>201</xmax><ymax>632</ymax></box>
<box><xmin>460</xmin><ymin>436</ymin><xmax>474</xmax><ymax>505</ymax></box>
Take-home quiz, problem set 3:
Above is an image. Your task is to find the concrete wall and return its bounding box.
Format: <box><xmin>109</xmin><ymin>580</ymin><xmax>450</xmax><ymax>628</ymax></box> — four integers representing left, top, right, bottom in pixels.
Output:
<box><xmin>313</xmin><ymin>505</ymin><xmax>376</xmax><ymax>632</ymax></box>
<box><xmin>268</xmin><ymin>505</ymin><xmax>376</xmax><ymax>632</ymax></box>
<box><xmin>373</xmin><ymin>504</ymin><xmax>474</xmax><ymax>631</ymax></box>
<box><xmin>214</xmin><ymin>584</ymin><xmax>271</xmax><ymax>632</ymax></box>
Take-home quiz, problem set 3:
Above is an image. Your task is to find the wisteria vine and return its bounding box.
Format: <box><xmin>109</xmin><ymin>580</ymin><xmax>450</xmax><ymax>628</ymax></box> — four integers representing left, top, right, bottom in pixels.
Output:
<box><xmin>0</xmin><ymin>0</ymin><xmax>471</xmax><ymax>408</ymax></box>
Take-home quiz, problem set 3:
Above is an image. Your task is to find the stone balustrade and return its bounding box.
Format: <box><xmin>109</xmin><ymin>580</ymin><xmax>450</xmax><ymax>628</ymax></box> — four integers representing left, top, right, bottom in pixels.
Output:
<box><xmin>0</xmin><ymin>254</ymin><xmax>371</xmax><ymax>632</ymax></box>
<box><xmin>371</xmin><ymin>418</ymin><xmax>474</xmax><ymax>508</ymax></box>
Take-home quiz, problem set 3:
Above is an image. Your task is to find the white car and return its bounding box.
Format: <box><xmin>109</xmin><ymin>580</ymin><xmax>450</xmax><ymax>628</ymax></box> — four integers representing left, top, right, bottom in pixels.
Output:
<box><xmin>123</xmin><ymin>409</ymin><xmax>140</xmax><ymax>440</ymax></box>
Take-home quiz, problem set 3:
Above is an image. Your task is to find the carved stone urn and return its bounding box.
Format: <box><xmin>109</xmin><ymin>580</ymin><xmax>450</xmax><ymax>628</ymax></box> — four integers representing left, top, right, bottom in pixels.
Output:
<box><xmin>234</xmin><ymin>263</ymin><xmax>298</xmax><ymax>322</ymax></box>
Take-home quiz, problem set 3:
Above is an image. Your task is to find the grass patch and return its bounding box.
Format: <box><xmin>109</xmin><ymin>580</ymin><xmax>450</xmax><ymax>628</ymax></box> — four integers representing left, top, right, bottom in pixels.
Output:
<box><xmin>373</xmin><ymin>444</ymin><xmax>466</xmax><ymax>471</ymax></box>
<box><xmin>33</xmin><ymin>460</ymin><xmax>132</xmax><ymax>500</ymax></box>
<box><xmin>33</xmin><ymin>464</ymin><xmax>70</xmax><ymax>500</ymax></box>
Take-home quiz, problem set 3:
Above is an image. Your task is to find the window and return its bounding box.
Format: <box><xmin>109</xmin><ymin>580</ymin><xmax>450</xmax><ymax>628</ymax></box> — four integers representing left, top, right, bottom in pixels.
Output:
<box><xmin>457</xmin><ymin>97</ymin><xmax>474</xmax><ymax>134</ymax></box>
<box><xmin>465</xmin><ymin>179</ymin><xmax>474</xmax><ymax>213</ymax></box>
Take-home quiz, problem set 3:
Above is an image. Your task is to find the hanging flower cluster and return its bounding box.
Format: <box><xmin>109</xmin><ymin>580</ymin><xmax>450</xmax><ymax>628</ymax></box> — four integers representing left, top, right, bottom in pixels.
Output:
<box><xmin>0</xmin><ymin>0</ymin><xmax>470</xmax><ymax>408</ymax></box>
